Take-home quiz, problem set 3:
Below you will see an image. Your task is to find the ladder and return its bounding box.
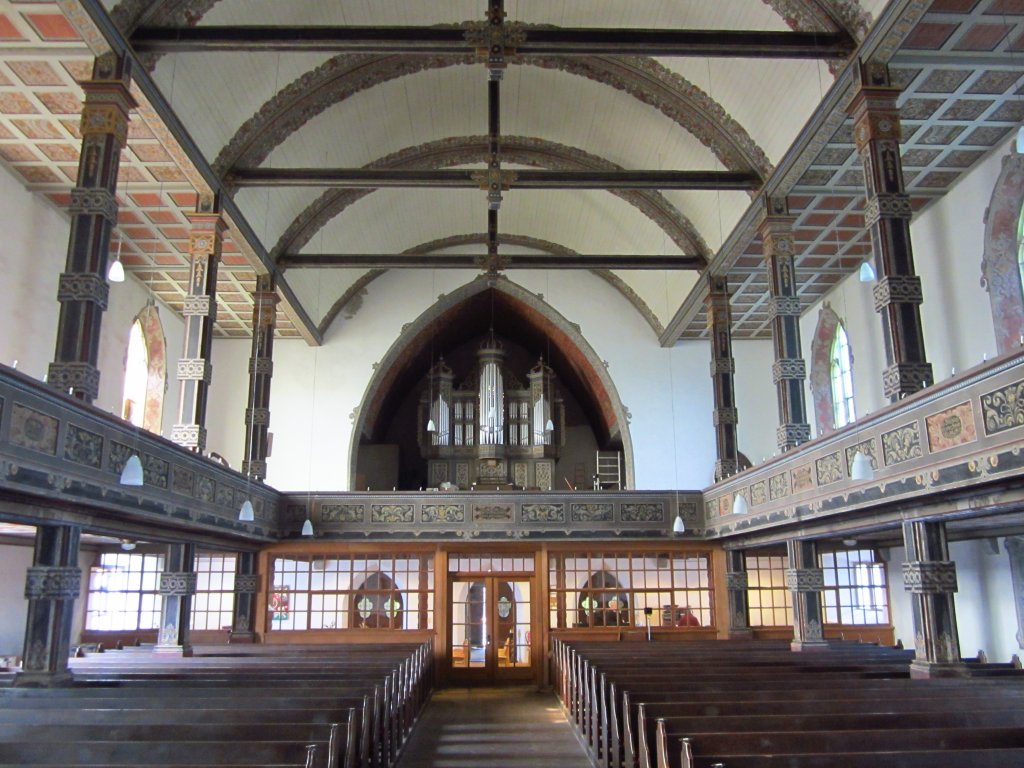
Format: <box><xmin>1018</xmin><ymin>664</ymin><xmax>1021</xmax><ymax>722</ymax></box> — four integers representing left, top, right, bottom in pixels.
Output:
<box><xmin>595</xmin><ymin>451</ymin><xmax>622</xmax><ymax>490</ymax></box>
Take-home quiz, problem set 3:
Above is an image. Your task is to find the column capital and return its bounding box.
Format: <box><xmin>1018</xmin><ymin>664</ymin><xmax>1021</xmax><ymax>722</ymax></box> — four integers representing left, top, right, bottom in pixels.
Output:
<box><xmin>903</xmin><ymin>561</ymin><xmax>958</xmax><ymax>594</ymax></box>
<box><xmin>233</xmin><ymin>573</ymin><xmax>260</xmax><ymax>594</ymax></box>
<box><xmin>725</xmin><ymin>571</ymin><xmax>749</xmax><ymax>591</ymax></box>
<box><xmin>786</xmin><ymin>567</ymin><xmax>824</xmax><ymax>592</ymax></box>
<box><xmin>159</xmin><ymin>572</ymin><xmax>198</xmax><ymax>597</ymax></box>
<box><xmin>46</xmin><ymin>362</ymin><xmax>100</xmax><ymax>401</ymax></box>
<box><xmin>24</xmin><ymin>566</ymin><xmax>81</xmax><ymax>599</ymax></box>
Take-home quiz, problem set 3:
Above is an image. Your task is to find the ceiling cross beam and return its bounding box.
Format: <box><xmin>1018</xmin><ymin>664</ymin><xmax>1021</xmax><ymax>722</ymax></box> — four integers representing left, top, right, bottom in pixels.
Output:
<box><xmin>129</xmin><ymin>25</ymin><xmax>856</xmax><ymax>59</ymax></box>
<box><xmin>277</xmin><ymin>254</ymin><xmax>705</xmax><ymax>270</ymax></box>
<box><xmin>224</xmin><ymin>168</ymin><xmax>762</xmax><ymax>191</ymax></box>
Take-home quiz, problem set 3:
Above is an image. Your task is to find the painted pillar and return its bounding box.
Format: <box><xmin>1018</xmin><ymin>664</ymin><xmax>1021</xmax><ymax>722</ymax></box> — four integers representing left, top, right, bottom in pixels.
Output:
<box><xmin>17</xmin><ymin>525</ymin><xmax>81</xmax><ymax>686</ymax></box>
<box><xmin>706</xmin><ymin>275</ymin><xmax>740</xmax><ymax>480</ymax></box>
<box><xmin>230</xmin><ymin>552</ymin><xmax>259</xmax><ymax>644</ymax></box>
<box><xmin>48</xmin><ymin>53</ymin><xmax>135</xmax><ymax>403</ymax></box>
<box><xmin>849</xmin><ymin>60</ymin><xmax>933</xmax><ymax>402</ymax></box>
<box><xmin>786</xmin><ymin>539</ymin><xmax>828</xmax><ymax>651</ymax></box>
<box><xmin>156</xmin><ymin>543</ymin><xmax>196</xmax><ymax>656</ymax></box>
<box><xmin>725</xmin><ymin>549</ymin><xmax>753</xmax><ymax>639</ymax></box>
<box><xmin>171</xmin><ymin>197</ymin><xmax>224</xmax><ymax>452</ymax></box>
<box><xmin>901</xmin><ymin>520</ymin><xmax>965</xmax><ymax>677</ymax></box>
<box><xmin>760</xmin><ymin>197</ymin><xmax>811</xmax><ymax>452</ymax></box>
<box><xmin>242</xmin><ymin>275</ymin><xmax>278</xmax><ymax>480</ymax></box>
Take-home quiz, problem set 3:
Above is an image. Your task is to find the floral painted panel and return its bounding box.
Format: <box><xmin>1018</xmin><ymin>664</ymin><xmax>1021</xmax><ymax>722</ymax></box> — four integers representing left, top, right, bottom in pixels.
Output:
<box><xmin>572</xmin><ymin>503</ymin><xmax>613</xmax><ymax>522</ymax></box>
<box><xmin>371</xmin><ymin>504</ymin><xmax>414</xmax><ymax>523</ymax></box>
<box><xmin>620</xmin><ymin>502</ymin><xmax>664</xmax><ymax>522</ymax></box>
<box><xmin>815</xmin><ymin>452</ymin><xmax>842</xmax><ymax>486</ymax></box>
<box><xmin>421</xmin><ymin>504</ymin><xmax>465</xmax><ymax>523</ymax></box>
<box><xmin>322</xmin><ymin>504</ymin><xmax>365</xmax><ymax>523</ymax></box>
<box><xmin>63</xmin><ymin>425</ymin><xmax>103</xmax><ymax>468</ymax></box>
<box><xmin>980</xmin><ymin>380</ymin><xmax>1024</xmax><ymax>436</ymax></box>
<box><xmin>521</xmin><ymin>503</ymin><xmax>565</xmax><ymax>523</ymax></box>
<box><xmin>882</xmin><ymin>422</ymin><xmax>923</xmax><ymax>466</ymax></box>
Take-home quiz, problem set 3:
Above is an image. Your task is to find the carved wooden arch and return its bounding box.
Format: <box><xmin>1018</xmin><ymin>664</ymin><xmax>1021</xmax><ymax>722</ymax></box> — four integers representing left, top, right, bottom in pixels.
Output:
<box><xmin>807</xmin><ymin>302</ymin><xmax>848</xmax><ymax>438</ymax></box>
<box><xmin>272</xmin><ymin>135</ymin><xmax>710</xmax><ymax>262</ymax></box>
<box><xmin>347</xmin><ymin>274</ymin><xmax>636</xmax><ymax>489</ymax></box>
<box><xmin>214</xmin><ymin>52</ymin><xmax>772</xmax><ymax>178</ymax></box>
<box><xmin>981</xmin><ymin>150</ymin><xmax>1024</xmax><ymax>355</ymax></box>
<box><xmin>318</xmin><ymin>233</ymin><xmax>665</xmax><ymax>338</ymax></box>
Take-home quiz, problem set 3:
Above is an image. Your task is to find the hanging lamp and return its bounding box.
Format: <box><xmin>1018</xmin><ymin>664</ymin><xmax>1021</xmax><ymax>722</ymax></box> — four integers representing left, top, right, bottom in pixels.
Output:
<box><xmin>107</xmin><ymin>236</ymin><xmax>125</xmax><ymax>283</ymax></box>
<box><xmin>850</xmin><ymin>450</ymin><xmax>875</xmax><ymax>481</ymax></box>
<box><xmin>119</xmin><ymin>454</ymin><xmax>143</xmax><ymax>486</ymax></box>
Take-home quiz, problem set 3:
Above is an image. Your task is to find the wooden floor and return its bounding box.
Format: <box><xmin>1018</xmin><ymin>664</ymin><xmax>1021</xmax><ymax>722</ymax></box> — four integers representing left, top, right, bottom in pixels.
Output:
<box><xmin>395</xmin><ymin>687</ymin><xmax>592</xmax><ymax>768</ymax></box>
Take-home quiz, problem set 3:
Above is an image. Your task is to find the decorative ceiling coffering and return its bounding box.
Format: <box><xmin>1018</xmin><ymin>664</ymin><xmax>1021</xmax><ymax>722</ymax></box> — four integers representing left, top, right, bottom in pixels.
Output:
<box><xmin>0</xmin><ymin>1</ymin><xmax>1018</xmax><ymax>343</ymax></box>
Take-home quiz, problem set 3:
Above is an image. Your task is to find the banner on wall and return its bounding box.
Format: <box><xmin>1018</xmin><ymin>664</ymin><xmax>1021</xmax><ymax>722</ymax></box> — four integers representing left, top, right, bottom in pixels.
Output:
<box><xmin>269</xmin><ymin>586</ymin><xmax>290</xmax><ymax>622</ymax></box>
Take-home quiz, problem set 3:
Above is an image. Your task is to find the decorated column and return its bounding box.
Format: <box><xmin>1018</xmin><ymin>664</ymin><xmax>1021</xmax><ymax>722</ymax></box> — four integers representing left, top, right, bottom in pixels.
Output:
<box><xmin>786</xmin><ymin>539</ymin><xmax>827</xmax><ymax>651</ymax></box>
<box><xmin>849</xmin><ymin>61</ymin><xmax>933</xmax><ymax>402</ymax></box>
<box><xmin>171</xmin><ymin>197</ymin><xmax>225</xmax><ymax>452</ymax></box>
<box><xmin>48</xmin><ymin>53</ymin><xmax>135</xmax><ymax>402</ymax></box>
<box><xmin>759</xmin><ymin>197</ymin><xmax>811</xmax><ymax>452</ymax></box>
<box><xmin>902</xmin><ymin>520</ymin><xmax>964</xmax><ymax>677</ymax></box>
<box><xmin>706</xmin><ymin>275</ymin><xmax>740</xmax><ymax>480</ymax></box>
<box><xmin>156</xmin><ymin>543</ymin><xmax>196</xmax><ymax>656</ymax></box>
<box><xmin>725</xmin><ymin>549</ymin><xmax>753</xmax><ymax>640</ymax></box>
<box><xmin>242</xmin><ymin>275</ymin><xmax>278</xmax><ymax>480</ymax></box>
<box><xmin>230</xmin><ymin>552</ymin><xmax>259</xmax><ymax>644</ymax></box>
<box><xmin>17</xmin><ymin>525</ymin><xmax>81</xmax><ymax>686</ymax></box>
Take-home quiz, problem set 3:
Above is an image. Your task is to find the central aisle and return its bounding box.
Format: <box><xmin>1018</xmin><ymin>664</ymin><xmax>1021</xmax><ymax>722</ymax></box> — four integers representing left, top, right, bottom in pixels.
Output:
<box><xmin>395</xmin><ymin>687</ymin><xmax>592</xmax><ymax>768</ymax></box>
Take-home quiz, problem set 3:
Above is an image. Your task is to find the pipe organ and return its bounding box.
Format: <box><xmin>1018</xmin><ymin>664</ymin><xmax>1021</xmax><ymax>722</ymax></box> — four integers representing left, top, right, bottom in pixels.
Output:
<box><xmin>419</xmin><ymin>330</ymin><xmax>563</xmax><ymax>490</ymax></box>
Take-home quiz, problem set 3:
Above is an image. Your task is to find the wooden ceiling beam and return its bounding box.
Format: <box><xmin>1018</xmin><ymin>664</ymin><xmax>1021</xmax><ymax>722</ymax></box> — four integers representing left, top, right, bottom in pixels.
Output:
<box><xmin>225</xmin><ymin>168</ymin><xmax>762</xmax><ymax>191</ymax></box>
<box><xmin>277</xmin><ymin>254</ymin><xmax>705</xmax><ymax>270</ymax></box>
<box><xmin>130</xmin><ymin>26</ymin><xmax>855</xmax><ymax>59</ymax></box>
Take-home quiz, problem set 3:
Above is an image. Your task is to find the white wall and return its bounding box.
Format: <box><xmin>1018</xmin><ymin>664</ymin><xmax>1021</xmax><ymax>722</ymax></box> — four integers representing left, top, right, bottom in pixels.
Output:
<box><xmin>0</xmin><ymin>162</ymin><xmax>185</xmax><ymax>435</ymax></box>
<box><xmin>799</xmin><ymin>138</ymin><xmax>1013</xmax><ymax>421</ymax></box>
<box><xmin>888</xmin><ymin>539</ymin><xmax>1019</xmax><ymax>664</ymax></box>
<box><xmin>733</xmin><ymin>339</ymin><xmax>780</xmax><ymax>468</ymax></box>
<box><xmin>206</xmin><ymin>269</ymin><xmax>724</xmax><ymax>491</ymax></box>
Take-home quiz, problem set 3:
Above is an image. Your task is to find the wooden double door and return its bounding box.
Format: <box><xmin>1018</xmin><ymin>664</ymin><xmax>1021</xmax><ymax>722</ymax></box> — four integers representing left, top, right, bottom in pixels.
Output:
<box><xmin>448</xmin><ymin>574</ymin><xmax>534</xmax><ymax>685</ymax></box>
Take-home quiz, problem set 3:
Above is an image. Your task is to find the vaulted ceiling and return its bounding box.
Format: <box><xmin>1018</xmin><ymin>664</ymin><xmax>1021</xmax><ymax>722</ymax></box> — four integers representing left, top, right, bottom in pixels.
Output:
<box><xmin>0</xmin><ymin>1</ymin><xmax>1020</xmax><ymax>344</ymax></box>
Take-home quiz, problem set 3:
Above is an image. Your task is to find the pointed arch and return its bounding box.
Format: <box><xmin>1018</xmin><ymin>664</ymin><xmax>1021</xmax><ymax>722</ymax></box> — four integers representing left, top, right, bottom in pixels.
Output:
<box><xmin>347</xmin><ymin>275</ymin><xmax>635</xmax><ymax>488</ymax></box>
<box><xmin>809</xmin><ymin>303</ymin><xmax>845</xmax><ymax>437</ymax></box>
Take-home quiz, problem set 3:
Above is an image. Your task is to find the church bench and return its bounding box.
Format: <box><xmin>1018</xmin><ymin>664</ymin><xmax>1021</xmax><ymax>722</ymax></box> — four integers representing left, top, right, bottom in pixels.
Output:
<box><xmin>0</xmin><ymin>739</ymin><xmax>332</xmax><ymax>766</ymax></box>
<box><xmin>654</xmin><ymin>723</ymin><xmax>1024</xmax><ymax>768</ymax></box>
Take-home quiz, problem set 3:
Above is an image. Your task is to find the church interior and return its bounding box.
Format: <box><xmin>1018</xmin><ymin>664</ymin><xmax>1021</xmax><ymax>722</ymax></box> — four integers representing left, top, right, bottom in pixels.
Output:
<box><xmin>0</xmin><ymin>0</ymin><xmax>1024</xmax><ymax>765</ymax></box>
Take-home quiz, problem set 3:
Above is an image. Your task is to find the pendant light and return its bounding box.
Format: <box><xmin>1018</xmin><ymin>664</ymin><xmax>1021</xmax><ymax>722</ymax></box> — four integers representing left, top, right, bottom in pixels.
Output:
<box><xmin>858</xmin><ymin>261</ymin><xmax>876</xmax><ymax>282</ymax></box>
<box><xmin>672</xmin><ymin>512</ymin><xmax>685</xmax><ymax>534</ymax></box>
<box><xmin>301</xmin><ymin>517</ymin><xmax>314</xmax><ymax>537</ymax></box>
<box><xmin>732</xmin><ymin>493</ymin><xmax>749</xmax><ymax>515</ymax></box>
<box><xmin>426</xmin><ymin>270</ymin><xmax>437</xmax><ymax>433</ymax></box>
<box><xmin>119</xmin><ymin>454</ymin><xmax>143</xmax><ymax>486</ymax></box>
<box><xmin>107</xmin><ymin>235</ymin><xmax>125</xmax><ymax>283</ymax></box>
<box><xmin>850</xmin><ymin>450</ymin><xmax>875</xmax><ymax>481</ymax></box>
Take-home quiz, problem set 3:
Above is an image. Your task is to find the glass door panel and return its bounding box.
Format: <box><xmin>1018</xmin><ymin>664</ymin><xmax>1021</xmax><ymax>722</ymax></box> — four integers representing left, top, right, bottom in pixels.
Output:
<box><xmin>448</xmin><ymin>575</ymin><xmax>534</xmax><ymax>684</ymax></box>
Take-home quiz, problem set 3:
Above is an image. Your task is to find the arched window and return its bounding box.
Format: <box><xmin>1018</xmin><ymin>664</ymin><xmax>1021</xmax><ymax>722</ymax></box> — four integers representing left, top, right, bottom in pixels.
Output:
<box><xmin>577</xmin><ymin>570</ymin><xmax>629</xmax><ymax>627</ymax></box>
<box><xmin>830</xmin><ymin>323</ymin><xmax>856</xmax><ymax>428</ymax></box>
<box><xmin>981</xmin><ymin>147</ymin><xmax>1024</xmax><ymax>353</ymax></box>
<box><xmin>122</xmin><ymin>320</ymin><xmax>148</xmax><ymax>426</ymax></box>
<box><xmin>350</xmin><ymin>572</ymin><xmax>404</xmax><ymax>629</ymax></box>
<box><xmin>120</xmin><ymin>305</ymin><xmax>167</xmax><ymax>433</ymax></box>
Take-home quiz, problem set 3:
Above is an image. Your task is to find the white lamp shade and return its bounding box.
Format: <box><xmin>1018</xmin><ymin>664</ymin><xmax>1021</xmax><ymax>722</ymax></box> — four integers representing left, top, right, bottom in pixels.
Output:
<box><xmin>426</xmin><ymin>418</ymin><xmax>436</xmax><ymax>433</ymax></box>
<box><xmin>732</xmin><ymin>494</ymin><xmax>749</xmax><ymax>515</ymax></box>
<box><xmin>858</xmin><ymin>261</ymin><xmax>876</xmax><ymax>282</ymax></box>
<box><xmin>672</xmin><ymin>514</ymin><xmax>685</xmax><ymax>534</ymax></box>
<box><xmin>119</xmin><ymin>454</ymin><xmax>144</xmax><ymax>486</ymax></box>
<box><xmin>545</xmin><ymin>418</ymin><xmax>555</xmax><ymax>432</ymax></box>
<box><xmin>851</xmin><ymin>450</ymin><xmax>875</xmax><ymax>481</ymax></box>
<box><xmin>301</xmin><ymin>518</ymin><xmax>314</xmax><ymax>537</ymax></box>
<box><xmin>238</xmin><ymin>499</ymin><xmax>255</xmax><ymax>522</ymax></box>
<box><xmin>107</xmin><ymin>259</ymin><xmax>125</xmax><ymax>283</ymax></box>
